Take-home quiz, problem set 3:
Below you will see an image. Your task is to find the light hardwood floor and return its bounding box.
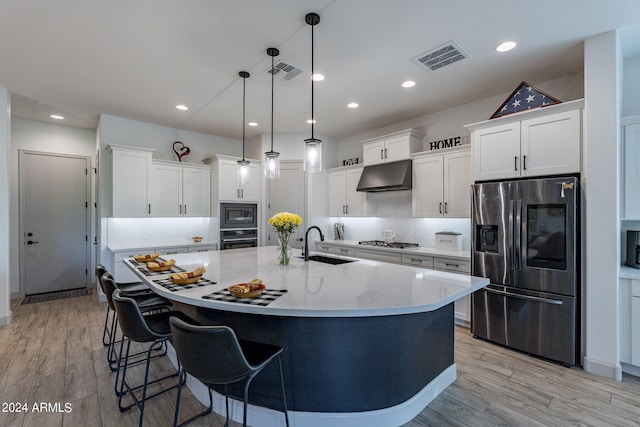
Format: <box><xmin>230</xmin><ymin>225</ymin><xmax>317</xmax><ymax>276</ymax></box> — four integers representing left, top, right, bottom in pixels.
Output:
<box><xmin>1</xmin><ymin>293</ymin><xmax>639</xmax><ymax>427</ymax></box>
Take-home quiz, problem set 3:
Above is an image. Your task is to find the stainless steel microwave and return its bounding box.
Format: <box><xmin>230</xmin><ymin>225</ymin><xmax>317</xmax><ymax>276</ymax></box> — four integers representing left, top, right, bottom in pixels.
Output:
<box><xmin>220</xmin><ymin>203</ymin><xmax>257</xmax><ymax>229</ymax></box>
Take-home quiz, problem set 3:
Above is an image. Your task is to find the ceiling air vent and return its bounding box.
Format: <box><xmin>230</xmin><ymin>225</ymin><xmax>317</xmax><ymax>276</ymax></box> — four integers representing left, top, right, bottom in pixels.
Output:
<box><xmin>413</xmin><ymin>40</ymin><xmax>470</xmax><ymax>71</ymax></box>
<box><xmin>265</xmin><ymin>60</ymin><xmax>303</xmax><ymax>81</ymax></box>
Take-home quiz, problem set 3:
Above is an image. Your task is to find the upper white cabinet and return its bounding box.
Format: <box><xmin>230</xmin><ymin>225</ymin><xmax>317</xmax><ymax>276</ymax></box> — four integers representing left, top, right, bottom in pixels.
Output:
<box><xmin>412</xmin><ymin>149</ymin><xmax>471</xmax><ymax>218</ymax></box>
<box><xmin>465</xmin><ymin>99</ymin><xmax>583</xmax><ymax>182</ymax></box>
<box><xmin>151</xmin><ymin>161</ymin><xmax>211</xmax><ymax>217</ymax></box>
<box><xmin>108</xmin><ymin>145</ymin><xmax>155</xmax><ymax>217</ymax></box>
<box><xmin>622</xmin><ymin>119</ymin><xmax>640</xmax><ymax>219</ymax></box>
<box><xmin>327</xmin><ymin>166</ymin><xmax>372</xmax><ymax>216</ymax></box>
<box><xmin>211</xmin><ymin>156</ymin><xmax>261</xmax><ymax>202</ymax></box>
<box><xmin>361</xmin><ymin>129</ymin><xmax>424</xmax><ymax>165</ymax></box>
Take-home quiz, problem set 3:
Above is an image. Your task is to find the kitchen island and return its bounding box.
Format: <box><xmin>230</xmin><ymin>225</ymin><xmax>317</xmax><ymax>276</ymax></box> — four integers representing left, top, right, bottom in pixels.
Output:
<box><xmin>125</xmin><ymin>247</ymin><xmax>488</xmax><ymax>427</ymax></box>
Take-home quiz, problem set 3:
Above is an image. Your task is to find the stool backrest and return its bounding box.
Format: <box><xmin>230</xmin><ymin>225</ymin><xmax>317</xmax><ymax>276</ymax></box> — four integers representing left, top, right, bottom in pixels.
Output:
<box><xmin>100</xmin><ymin>273</ymin><xmax>117</xmax><ymax>311</ymax></box>
<box><xmin>170</xmin><ymin>317</ymin><xmax>253</xmax><ymax>385</ymax></box>
<box><xmin>112</xmin><ymin>289</ymin><xmax>160</xmax><ymax>343</ymax></box>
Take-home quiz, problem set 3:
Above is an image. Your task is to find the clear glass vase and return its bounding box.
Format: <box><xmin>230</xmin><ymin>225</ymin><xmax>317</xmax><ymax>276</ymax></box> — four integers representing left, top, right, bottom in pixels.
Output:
<box><xmin>277</xmin><ymin>232</ymin><xmax>292</xmax><ymax>265</ymax></box>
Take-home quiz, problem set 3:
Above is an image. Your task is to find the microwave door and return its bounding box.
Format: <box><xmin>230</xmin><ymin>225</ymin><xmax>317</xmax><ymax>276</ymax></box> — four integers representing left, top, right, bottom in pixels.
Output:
<box><xmin>472</xmin><ymin>181</ymin><xmax>515</xmax><ymax>287</ymax></box>
<box><xmin>514</xmin><ymin>177</ymin><xmax>578</xmax><ymax>296</ymax></box>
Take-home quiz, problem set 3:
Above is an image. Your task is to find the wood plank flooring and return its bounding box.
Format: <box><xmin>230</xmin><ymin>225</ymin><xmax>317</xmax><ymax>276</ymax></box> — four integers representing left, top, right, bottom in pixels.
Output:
<box><xmin>1</xmin><ymin>294</ymin><xmax>639</xmax><ymax>426</ymax></box>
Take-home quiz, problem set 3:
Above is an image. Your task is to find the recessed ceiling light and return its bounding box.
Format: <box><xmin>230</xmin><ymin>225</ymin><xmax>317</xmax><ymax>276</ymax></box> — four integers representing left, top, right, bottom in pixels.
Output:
<box><xmin>248</xmin><ymin>122</ymin><xmax>258</xmax><ymax>127</ymax></box>
<box><xmin>496</xmin><ymin>41</ymin><xmax>517</xmax><ymax>52</ymax></box>
<box><xmin>312</xmin><ymin>73</ymin><xmax>325</xmax><ymax>81</ymax></box>
<box><xmin>50</xmin><ymin>114</ymin><xmax>64</xmax><ymax>120</ymax></box>
<box><xmin>347</xmin><ymin>102</ymin><xmax>359</xmax><ymax>109</ymax></box>
<box><xmin>402</xmin><ymin>80</ymin><xmax>416</xmax><ymax>88</ymax></box>
<box><xmin>176</xmin><ymin>104</ymin><xmax>189</xmax><ymax>111</ymax></box>
<box><xmin>306</xmin><ymin>119</ymin><xmax>317</xmax><ymax>124</ymax></box>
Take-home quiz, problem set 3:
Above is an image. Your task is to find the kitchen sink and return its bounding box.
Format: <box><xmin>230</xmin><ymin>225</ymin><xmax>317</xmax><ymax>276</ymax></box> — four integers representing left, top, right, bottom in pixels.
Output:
<box><xmin>301</xmin><ymin>255</ymin><xmax>356</xmax><ymax>265</ymax></box>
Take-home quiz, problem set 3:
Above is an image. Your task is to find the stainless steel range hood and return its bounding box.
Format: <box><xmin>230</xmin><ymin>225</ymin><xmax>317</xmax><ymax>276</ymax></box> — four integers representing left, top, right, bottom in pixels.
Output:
<box><xmin>356</xmin><ymin>159</ymin><xmax>412</xmax><ymax>192</ymax></box>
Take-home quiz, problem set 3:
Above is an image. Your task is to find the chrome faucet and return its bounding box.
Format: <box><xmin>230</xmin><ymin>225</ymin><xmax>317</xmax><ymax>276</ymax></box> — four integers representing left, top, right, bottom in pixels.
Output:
<box><xmin>304</xmin><ymin>226</ymin><xmax>325</xmax><ymax>261</ymax></box>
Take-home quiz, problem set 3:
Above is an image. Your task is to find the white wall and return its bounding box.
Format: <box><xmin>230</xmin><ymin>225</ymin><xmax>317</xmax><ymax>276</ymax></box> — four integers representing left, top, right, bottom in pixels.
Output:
<box><xmin>583</xmin><ymin>31</ymin><xmax>622</xmax><ymax>379</ymax></box>
<box><xmin>9</xmin><ymin>118</ymin><xmax>96</xmax><ymax>297</ymax></box>
<box><xmin>0</xmin><ymin>88</ymin><xmax>11</xmax><ymax>324</ymax></box>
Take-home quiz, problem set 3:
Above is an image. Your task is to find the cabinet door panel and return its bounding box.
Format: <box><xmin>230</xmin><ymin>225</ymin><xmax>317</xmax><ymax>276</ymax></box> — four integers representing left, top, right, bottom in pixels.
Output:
<box><xmin>443</xmin><ymin>151</ymin><xmax>471</xmax><ymax>217</ymax></box>
<box><xmin>112</xmin><ymin>150</ymin><xmax>152</xmax><ymax>217</ymax></box>
<box><xmin>412</xmin><ymin>156</ymin><xmax>444</xmax><ymax>217</ymax></box>
<box><xmin>521</xmin><ymin>109</ymin><xmax>580</xmax><ymax>177</ymax></box>
<box><xmin>328</xmin><ymin>171</ymin><xmax>347</xmax><ymax>216</ymax></box>
<box><xmin>472</xmin><ymin>122</ymin><xmax>520</xmax><ymax>181</ymax></box>
<box><xmin>632</xmin><ymin>296</ymin><xmax>640</xmax><ymax>366</ymax></box>
<box><xmin>346</xmin><ymin>168</ymin><xmax>365</xmax><ymax>216</ymax></box>
<box><xmin>384</xmin><ymin>135</ymin><xmax>411</xmax><ymax>163</ymax></box>
<box><xmin>363</xmin><ymin>140</ymin><xmax>386</xmax><ymax>165</ymax></box>
<box><xmin>183</xmin><ymin>167</ymin><xmax>210</xmax><ymax>216</ymax></box>
<box><xmin>219</xmin><ymin>161</ymin><xmax>240</xmax><ymax>200</ymax></box>
<box><xmin>151</xmin><ymin>164</ymin><xmax>183</xmax><ymax>217</ymax></box>
<box><xmin>624</xmin><ymin>123</ymin><xmax>640</xmax><ymax>219</ymax></box>
<box><xmin>240</xmin><ymin>163</ymin><xmax>261</xmax><ymax>201</ymax></box>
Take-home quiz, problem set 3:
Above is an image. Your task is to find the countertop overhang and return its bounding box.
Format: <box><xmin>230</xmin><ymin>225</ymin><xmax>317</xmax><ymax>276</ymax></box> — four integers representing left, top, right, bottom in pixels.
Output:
<box><xmin>125</xmin><ymin>246</ymin><xmax>488</xmax><ymax>318</ymax></box>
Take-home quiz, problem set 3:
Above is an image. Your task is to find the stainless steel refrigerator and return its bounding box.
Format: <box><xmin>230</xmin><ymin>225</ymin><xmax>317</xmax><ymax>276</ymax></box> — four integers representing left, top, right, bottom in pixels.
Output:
<box><xmin>471</xmin><ymin>176</ymin><xmax>579</xmax><ymax>366</ymax></box>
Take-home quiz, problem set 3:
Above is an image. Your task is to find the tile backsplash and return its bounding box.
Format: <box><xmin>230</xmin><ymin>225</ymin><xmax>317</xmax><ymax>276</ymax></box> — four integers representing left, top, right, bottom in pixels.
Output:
<box><xmin>329</xmin><ymin>191</ymin><xmax>471</xmax><ymax>250</ymax></box>
<box><xmin>107</xmin><ymin>217</ymin><xmax>215</xmax><ymax>248</ymax></box>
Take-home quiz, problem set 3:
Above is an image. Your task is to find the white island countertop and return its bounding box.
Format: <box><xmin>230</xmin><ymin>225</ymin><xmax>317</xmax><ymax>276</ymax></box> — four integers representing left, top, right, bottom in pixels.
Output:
<box><xmin>125</xmin><ymin>246</ymin><xmax>488</xmax><ymax>318</ymax></box>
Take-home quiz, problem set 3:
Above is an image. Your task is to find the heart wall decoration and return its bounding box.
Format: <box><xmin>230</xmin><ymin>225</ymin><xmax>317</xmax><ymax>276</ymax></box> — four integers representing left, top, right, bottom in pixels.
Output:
<box><xmin>172</xmin><ymin>141</ymin><xmax>191</xmax><ymax>162</ymax></box>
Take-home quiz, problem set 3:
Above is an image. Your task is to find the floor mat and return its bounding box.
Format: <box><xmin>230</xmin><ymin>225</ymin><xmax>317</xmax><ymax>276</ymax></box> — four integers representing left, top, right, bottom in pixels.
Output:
<box><xmin>22</xmin><ymin>288</ymin><xmax>93</xmax><ymax>304</ymax></box>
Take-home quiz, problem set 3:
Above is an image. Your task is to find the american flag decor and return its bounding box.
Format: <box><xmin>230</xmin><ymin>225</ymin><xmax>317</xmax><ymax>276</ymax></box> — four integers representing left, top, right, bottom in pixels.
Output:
<box><xmin>490</xmin><ymin>81</ymin><xmax>561</xmax><ymax>119</ymax></box>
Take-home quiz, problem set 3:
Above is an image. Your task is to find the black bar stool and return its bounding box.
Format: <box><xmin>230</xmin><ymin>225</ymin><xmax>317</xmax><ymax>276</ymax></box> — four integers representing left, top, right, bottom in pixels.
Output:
<box><xmin>169</xmin><ymin>317</ymin><xmax>289</xmax><ymax>427</ymax></box>
<box><xmin>112</xmin><ymin>289</ymin><xmax>196</xmax><ymax>427</ymax></box>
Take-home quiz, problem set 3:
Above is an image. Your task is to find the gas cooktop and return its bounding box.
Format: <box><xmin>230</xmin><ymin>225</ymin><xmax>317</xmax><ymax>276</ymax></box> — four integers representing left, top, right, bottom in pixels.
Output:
<box><xmin>358</xmin><ymin>240</ymin><xmax>420</xmax><ymax>249</ymax></box>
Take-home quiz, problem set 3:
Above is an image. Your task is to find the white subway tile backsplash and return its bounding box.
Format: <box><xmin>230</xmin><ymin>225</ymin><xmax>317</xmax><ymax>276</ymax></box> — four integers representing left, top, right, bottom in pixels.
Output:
<box><xmin>108</xmin><ymin>217</ymin><xmax>215</xmax><ymax>248</ymax></box>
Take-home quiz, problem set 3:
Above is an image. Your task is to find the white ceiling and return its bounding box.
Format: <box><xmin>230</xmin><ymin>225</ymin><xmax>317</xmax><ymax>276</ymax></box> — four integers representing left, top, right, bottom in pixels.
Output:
<box><xmin>3</xmin><ymin>0</ymin><xmax>640</xmax><ymax>140</ymax></box>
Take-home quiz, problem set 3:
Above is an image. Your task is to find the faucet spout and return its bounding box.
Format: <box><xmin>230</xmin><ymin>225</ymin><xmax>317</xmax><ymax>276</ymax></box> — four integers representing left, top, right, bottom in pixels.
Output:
<box><xmin>304</xmin><ymin>226</ymin><xmax>325</xmax><ymax>261</ymax></box>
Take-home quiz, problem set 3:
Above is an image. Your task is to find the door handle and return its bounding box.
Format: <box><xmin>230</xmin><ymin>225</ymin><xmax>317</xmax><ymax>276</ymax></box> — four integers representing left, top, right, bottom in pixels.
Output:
<box><xmin>27</xmin><ymin>240</ymin><xmax>39</xmax><ymax>245</ymax></box>
<box><xmin>439</xmin><ymin>202</ymin><xmax>442</xmax><ymax>214</ymax></box>
<box><xmin>514</xmin><ymin>156</ymin><xmax>518</xmax><ymax>171</ymax></box>
<box><xmin>380</xmin><ymin>149</ymin><xmax>384</xmax><ymax>160</ymax></box>
<box><xmin>444</xmin><ymin>202</ymin><xmax>448</xmax><ymax>214</ymax></box>
<box><xmin>523</xmin><ymin>155</ymin><xmax>527</xmax><ymax>170</ymax></box>
<box><xmin>384</xmin><ymin>148</ymin><xmax>388</xmax><ymax>159</ymax></box>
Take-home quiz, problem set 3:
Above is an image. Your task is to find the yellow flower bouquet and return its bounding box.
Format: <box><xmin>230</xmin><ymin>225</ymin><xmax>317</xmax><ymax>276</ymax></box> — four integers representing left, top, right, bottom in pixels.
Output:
<box><xmin>268</xmin><ymin>212</ymin><xmax>303</xmax><ymax>265</ymax></box>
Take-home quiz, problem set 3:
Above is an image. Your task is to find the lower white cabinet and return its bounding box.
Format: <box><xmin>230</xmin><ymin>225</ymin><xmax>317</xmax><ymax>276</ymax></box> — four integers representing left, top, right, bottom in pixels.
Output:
<box><xmin>620</xmin><ymin>278</ymin><xmax>640</xmax><ymax>368</ymax></box>
<box><xmin>433</xmin><ymin>256</ymin><xmax>471</xmax><ymax>324</ymax></box>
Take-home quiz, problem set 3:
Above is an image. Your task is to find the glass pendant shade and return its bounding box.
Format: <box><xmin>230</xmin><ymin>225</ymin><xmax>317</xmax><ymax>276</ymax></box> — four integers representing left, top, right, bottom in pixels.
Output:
<box><xmin>264</xmin><ymin>150</ymin><xmax>280</xmax><ymax>179</ymax></box>
<box><xmin>237</xmin><ymin>159</ymin><xmax>250</xmax><ymax>185</ymax></box>
<box><xmin>304</xmin><ymin>137</ymin><xmax>322</xmax><ymax>172</ymax></box>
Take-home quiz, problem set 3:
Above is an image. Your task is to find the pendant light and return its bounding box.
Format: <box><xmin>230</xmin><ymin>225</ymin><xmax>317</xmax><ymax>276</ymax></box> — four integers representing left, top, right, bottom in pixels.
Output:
<box><xmin>264</xmin><ymin>47</ymin><xmax>280</xmax><ymax>179</ymax></box>
<box><xmin>304</xmin><ymin>12</ymin><xmax>322</xmax><ymax>172</ymax></box>
<box><xmin>237</xmin><ymin>71</ymin><xmax>251</xmax><ymax>185</ymax></box>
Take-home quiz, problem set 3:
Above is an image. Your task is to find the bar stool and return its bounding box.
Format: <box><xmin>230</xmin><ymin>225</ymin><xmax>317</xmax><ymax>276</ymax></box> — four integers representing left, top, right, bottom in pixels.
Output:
<box><xmin>99</xmin><ymin>273</ymin><xmax>171</xmax><ymax>372</ymax></box>
<box><xmin>96</xmin><ymin>264</ymin><xmax>153</xmax><ymax>347</ymax></box>
<box><xmin>112</xmin><ymin>289</ymin><xmax>196</xmax><ymax>427</ymax></box>
<box><xmin>169</xmin><ymin>317</ymin><xmax>289</xmax><ymax>427</ymax></box>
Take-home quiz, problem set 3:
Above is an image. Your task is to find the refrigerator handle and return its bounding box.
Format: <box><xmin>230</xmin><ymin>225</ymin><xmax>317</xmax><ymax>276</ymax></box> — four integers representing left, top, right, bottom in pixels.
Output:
<box><xmin>485</xmin><ymin>287</ymin><xmax>563</xmax><ymax>305</ymax></box>
<box><xmin>515</xmin><ymin>200</ymin><xmax>522</xmax><ymax>271</ymax></box>
<box><xmin>508</xmin><ymin>199</ymin><xmax>515</xmax><ymax>271</ymax></box>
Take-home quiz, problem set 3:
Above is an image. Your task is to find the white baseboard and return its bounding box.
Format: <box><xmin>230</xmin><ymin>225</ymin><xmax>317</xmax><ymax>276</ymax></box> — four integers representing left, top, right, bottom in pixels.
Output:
<box><xmin>0</xmin><ymin>310</ymin><xmax>12</xmax><ymax>326</ymax></box>
<box><xmin>583</xmin><ymin>356</ymin><xmax>622</xmax><ymax>381</ymax></box>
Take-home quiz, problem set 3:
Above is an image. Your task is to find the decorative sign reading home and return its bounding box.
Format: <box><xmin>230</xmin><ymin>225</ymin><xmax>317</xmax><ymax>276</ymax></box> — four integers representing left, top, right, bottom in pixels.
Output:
<box><xmin>427</xmin><ymin>136</ymin><xmax>463</xmax><ymax>151</ymax></box>
<box><xmin>491</xmin><ymin>81</ymin><xmax>561</xmax><ymax>119</ymax></box>
<box><xmin>172</xmin><ymin>141</ymin><xmax>191</xmax><ymax>162</ymax></box>
<box><xmin>342</xmin><ymin>157</ymin><xmax>360</xmax><ymax>166</ymax></box>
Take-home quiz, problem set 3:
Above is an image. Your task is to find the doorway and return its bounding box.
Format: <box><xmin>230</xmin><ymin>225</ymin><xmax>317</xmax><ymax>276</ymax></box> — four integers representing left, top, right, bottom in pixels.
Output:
<box><xmin>20</xmin><ymin>151</ymin><xmax>90</xmax><ymax>295</ymax></box>
<box><xmin>266</xmin><ymin>161</ymin><xmax>305</xmax><ymax>249</ymax></box>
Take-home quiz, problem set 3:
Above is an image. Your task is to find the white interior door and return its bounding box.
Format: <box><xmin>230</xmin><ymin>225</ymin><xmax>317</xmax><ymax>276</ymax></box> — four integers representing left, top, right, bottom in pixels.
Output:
<box><xmin>22</xmin><ymin>151</ymin><xmax>89</xmax><ymax>295</ymax></box>
<box><xmin>267</xmin><ymin>161</ymin><xmax>305</xmax><ymax>249</ymax></box>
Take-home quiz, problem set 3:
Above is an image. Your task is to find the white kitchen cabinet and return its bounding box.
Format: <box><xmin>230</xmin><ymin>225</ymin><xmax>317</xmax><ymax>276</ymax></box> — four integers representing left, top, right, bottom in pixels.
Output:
<box><xmin>622</xmin><ymin>119</ymin><xmax>640</xmax><ymax>219</ymax></box>
<box><xmin>216</xmin><ymin>158</ymin><xmax>261</xmax><ymax>202</ymax></box>
<box><xmin>355</xmin><ymin>247</ymin><xmax>402</xmax><ymax>264</ymax></box>
<box><xmin>361</xmin><ymin>128</ymin><xmax>424</xmax><ymax>165</ymax></box>
<box><xmin>465</xmin><ymin>99</ymin><xmax>583</xmax><ymax>182</ymax></box>
<box><xmin>620</xmin><ymin>278</ymin><xmax>640</xmax><ymax>368</ymax></box>
<box><xmin>327</xmin><ymin>166</ymin><xmax>372</xmax><ymax>216</ymax></box>
<box><xmin>188</xmin><ymin>244</ymin><xmax>218</xmax><ymax>253</ymax></box>
<box><xmin>434</xmin><ymin>256</ymin><xmax>471</xmax><ymax>324</ymax></box>
<box><xmin>151</xmin><ymin>162</ymin><xmax>211</xmax><ymax>217</ymax></box>
<box><xmin>315</xmin><ymin>242</ymin><xmax>356</xmax><ymax>256</ymax></box>
<box><xmin>412</xmin><ymin>149</ymin><xmax>471</xmax><ymax>218</ymax></box>
<box><xmin>108</xmin><ymin>145</ymin><xmax>155</xmax><ymax>217</ymax></box>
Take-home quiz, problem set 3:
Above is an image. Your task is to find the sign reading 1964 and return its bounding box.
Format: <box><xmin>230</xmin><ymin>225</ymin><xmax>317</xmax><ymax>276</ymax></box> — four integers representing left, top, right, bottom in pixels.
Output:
<box><xmin>428</xmin><ymin>136</ymin><xmax>462</xmax><ymax>151</ymax></box>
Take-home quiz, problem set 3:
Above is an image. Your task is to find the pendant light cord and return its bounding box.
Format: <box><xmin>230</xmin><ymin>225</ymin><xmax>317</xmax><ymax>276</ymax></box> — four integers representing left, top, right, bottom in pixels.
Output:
<box><xmin>310</xmin><ymin>20</ymin><xmax>315</xmax><ymax>140</ymax></box>
<box><xmin>271</xmin><ymin>53</ymin><xmax>275</xmax><ymax>152</ymax></box>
